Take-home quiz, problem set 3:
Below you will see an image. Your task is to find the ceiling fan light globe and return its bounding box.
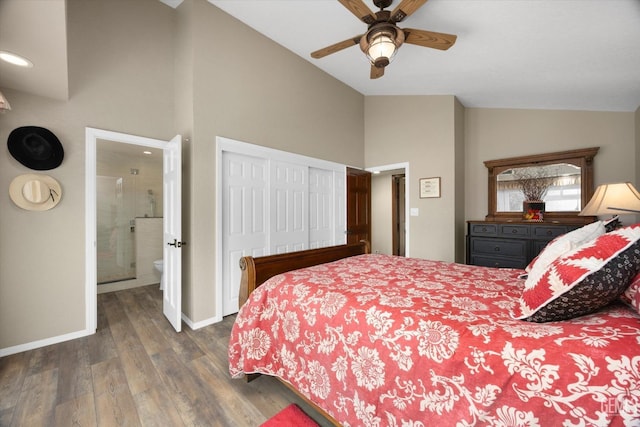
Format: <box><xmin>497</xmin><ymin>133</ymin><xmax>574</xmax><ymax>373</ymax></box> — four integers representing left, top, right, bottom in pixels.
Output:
<box><xmin>365</xmin><ymin>32</ymin><xmax>397</xmax><ymax>65</ymax></box>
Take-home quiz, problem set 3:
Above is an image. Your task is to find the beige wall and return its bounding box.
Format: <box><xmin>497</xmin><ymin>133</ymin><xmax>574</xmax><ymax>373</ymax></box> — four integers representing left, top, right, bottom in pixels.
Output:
<box><xmin>464</xmin><ymin>108</ymin><xmax>636</xmax><ymax>223</ymax></box>
<box><xmin>365</xmin><ymin>95</ymin><xmax>460</xmax><ymax>262</ymax></box>
<box><xmin>181</xmin><ymin>1</ymin><xmax>364</xmax><ymax>323</ymax></box>
<box><xmin>0</xmin><ymin>0</ymin><xmax>364</xmax><ymax>351</ymax></box>
<box><xmin>0</xmin><ymin>0</ymin><xmax>175</xmax><ymax>350</ymax></box>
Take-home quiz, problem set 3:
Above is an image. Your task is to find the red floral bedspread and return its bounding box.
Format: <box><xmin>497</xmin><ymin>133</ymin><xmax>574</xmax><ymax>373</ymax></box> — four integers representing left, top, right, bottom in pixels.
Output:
<box><xmin>228</xmin><ymin>254</ymin><xmax>640</xmax><ymax>426</ymax></box>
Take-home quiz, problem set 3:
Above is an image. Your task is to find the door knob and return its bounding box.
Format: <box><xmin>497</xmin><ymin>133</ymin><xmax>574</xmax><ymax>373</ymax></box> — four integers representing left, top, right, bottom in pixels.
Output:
<box><xmin>168</xmin><ymin>239</ymin><xmax>186</xmax><ymax>248</ymax></box>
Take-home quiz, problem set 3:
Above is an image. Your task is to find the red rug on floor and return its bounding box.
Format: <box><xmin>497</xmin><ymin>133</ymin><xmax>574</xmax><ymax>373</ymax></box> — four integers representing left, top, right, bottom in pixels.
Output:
<box><xmin>261</xmin><ymin>404</ymin><xmax>319</xmax><ymax>427</ymax></box>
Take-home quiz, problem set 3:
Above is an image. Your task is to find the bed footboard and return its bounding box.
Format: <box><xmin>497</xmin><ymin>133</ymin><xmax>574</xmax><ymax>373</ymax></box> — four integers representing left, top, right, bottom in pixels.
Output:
<box><xmin>238</xmin><ymin>241</ymin><xmax>370</xmax><ymax>309</ymax></box>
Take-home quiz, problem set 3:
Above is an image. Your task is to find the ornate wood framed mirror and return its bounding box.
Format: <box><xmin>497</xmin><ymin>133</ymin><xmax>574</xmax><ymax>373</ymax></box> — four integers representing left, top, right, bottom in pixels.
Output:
<box><xmin>484</xmin><ymin>147</ymin><xmax>599</xmax><ymax>223</ymax></box>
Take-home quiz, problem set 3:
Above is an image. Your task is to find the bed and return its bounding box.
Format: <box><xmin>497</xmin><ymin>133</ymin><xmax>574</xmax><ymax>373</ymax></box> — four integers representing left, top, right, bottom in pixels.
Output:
<box><xmin>229</xmin><ymin>225</ymin><xmax>640</xmax><ymax>426</ymax></box>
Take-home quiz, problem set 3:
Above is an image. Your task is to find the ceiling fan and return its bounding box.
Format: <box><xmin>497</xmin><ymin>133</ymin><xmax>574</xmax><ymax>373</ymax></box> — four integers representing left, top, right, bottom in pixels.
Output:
<box><xmin>311</xmin><ymin>0</ymin><xmax>457</xmax><ymax>79</ymax></box>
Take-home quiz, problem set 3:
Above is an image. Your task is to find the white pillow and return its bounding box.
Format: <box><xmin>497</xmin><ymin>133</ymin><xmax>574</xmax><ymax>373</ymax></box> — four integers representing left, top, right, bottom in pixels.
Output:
<box><xmin>525</xmin><ymin>221</ymin><xmax>605</xmax><ymax>276</ymax></box>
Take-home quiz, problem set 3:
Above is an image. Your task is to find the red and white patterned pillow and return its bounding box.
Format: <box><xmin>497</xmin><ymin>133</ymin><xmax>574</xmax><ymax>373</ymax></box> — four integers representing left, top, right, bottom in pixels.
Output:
<box><xmin>525</xmin><ymin>220</ymin><xmax>604</xmax><ymax>274</ymax></box>
<box><xmin>514</xmin><ymin>224</ymin><xmax>640</xmax><ymax>322</ymax></box>
<box><xmin>621</xmin><ymin>272</ymin><xmax>640</xmax><ymax>314</ymax></box>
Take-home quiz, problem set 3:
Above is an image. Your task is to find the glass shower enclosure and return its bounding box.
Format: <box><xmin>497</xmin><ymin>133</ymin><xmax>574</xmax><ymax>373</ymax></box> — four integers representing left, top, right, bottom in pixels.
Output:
<box><xmin>96</xmin><ymin>140</ymin><xmax>161</xmax><ymax>285</ymax></box>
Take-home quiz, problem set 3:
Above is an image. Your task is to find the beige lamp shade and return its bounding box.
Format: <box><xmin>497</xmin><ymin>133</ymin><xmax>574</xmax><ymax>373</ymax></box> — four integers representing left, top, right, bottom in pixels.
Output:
<box><xmin>579</xmin><ymin>182</ymin><xmax>640</xmax><ymax>216</ymax></box>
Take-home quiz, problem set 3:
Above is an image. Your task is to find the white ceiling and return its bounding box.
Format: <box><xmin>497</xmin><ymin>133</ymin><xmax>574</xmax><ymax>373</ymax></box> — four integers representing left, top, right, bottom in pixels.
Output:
<box><xmin>209</xmin><ymin>0</ymin><xmax>640</xmax><ymax>112</ymax></box>
<box><xmin>1</xmin><ymin>0</ymin><xmax>639</xmax><ymax>113</ymax></box>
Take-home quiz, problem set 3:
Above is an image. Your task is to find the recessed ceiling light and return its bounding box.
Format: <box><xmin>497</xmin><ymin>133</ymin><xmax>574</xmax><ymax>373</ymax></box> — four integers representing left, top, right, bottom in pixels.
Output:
<box><xmin>143</xmin><ymin>150</ymin><xmax>152</xmax><ymax>155</ymax></box>
<box><xmin>373</xmin><ymin>170</ymin><xmax>381</xmax><ymax>174</ymax></box>
<box><xmin>0</xmin><ymin>51</ymin><xmax>33</xmax><ymax>68</ymax></box>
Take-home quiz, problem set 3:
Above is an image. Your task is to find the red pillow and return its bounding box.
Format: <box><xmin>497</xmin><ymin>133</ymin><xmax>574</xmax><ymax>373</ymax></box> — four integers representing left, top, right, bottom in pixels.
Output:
<box><xmin>514</xmin><ymin>224</ymin><xmax>640</xmax><ymax>322</ymax></box>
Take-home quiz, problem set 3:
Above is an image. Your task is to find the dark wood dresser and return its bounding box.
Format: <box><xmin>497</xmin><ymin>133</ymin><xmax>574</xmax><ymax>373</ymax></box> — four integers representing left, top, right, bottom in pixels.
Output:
<box><xmin>466</xmin><ymin>221</ymin><xmax>584</xmax><ymax>269</ymax></box>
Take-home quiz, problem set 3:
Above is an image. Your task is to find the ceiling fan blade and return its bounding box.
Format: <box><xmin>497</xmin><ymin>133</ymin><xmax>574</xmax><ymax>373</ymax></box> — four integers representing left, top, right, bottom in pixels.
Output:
<box><xmin>390</xmin><ymin>0</ymin><xmax>429</xmax><ymax>22</ymax></box>
<box><xmin>403</xmin><ymin>28</ymin><xmax>457</xmax><ymax>50</ymax></box>
<box><xmin>311</xmin><ymin>35</ymin><xmax>362</xmax><ymax>59</ymax></box>
<box><xmin>370</xmin><ymin>65</ymin><xmax>385</xmax><ymax>79</ymax></box>
<box><xmin>338</xmin><ymin>0</ymin><xmax>376</xmax><ymax>25</ymax></box>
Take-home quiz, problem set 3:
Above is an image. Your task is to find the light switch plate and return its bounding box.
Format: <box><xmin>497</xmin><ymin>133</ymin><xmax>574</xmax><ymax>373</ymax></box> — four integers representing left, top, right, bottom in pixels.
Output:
<box><xmin>410</xmin><ymin>208</ymin><xmax>419</xmax><ymax>217</ymax></box>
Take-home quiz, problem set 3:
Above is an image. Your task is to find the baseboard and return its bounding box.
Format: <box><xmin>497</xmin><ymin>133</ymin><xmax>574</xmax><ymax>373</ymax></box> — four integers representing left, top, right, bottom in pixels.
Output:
<box><xmin>0</xmin><ymin>313</ymin><xmax>223</xmax><ymax>356</ymax></box>
<box><xmin>0</xmin><ymin>328</ymin><xmax>95</xmax><ymax>357</ymax></box>
<box><xmin>181</xmin><ymin>313</ymin><xmax>221</xmax><ymax>330</ymax></box>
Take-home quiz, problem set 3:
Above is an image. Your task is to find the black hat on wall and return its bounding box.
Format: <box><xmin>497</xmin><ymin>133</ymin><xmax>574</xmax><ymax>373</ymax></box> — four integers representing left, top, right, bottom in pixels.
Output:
<box><xmin>7</xmin><ymin>126</ymin><xmax>64</xmax><ymax>170</ymax></box>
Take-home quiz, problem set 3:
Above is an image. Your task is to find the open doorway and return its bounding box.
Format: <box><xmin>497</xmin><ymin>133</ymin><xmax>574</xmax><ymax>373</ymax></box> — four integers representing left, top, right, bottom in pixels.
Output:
<box><xmin>392</xmin><ymin>174</ymin><xmax>406</xmax><ymax>256</ymax></box>
<box><xmin>85</xmin><ymin>128</ymin><xmax>183</xmax><ymax>333</ymax></box>
<box><xmin>366</xmin><ymin>163</ymin><xmax>410</xmax><ymax>257</ymax></box>
<box><xmin>95</xmin><ymin>140</ymin><xmax>163</xmax><ymax>292</ymax></box>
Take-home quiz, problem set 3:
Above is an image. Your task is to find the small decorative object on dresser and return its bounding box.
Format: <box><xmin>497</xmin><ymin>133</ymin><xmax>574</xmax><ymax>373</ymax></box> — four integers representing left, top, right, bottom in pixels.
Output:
<box><xmin>522</xmin><ymin>201</ymin><xmax>545</xmax><ymax>221</ymax></box>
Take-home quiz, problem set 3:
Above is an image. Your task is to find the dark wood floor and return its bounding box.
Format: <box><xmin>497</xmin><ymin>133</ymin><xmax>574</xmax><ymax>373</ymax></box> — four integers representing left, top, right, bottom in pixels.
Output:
<box><xmin>0</xmin><ymin>285</ymin><xmax>334</xmax><ymax>426</ymax></box>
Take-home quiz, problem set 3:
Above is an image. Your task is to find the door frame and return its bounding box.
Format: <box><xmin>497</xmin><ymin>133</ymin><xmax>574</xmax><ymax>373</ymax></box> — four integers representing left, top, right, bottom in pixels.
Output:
<box><xmin>85</xmin><ymin>127</ymin><xmax>180</xmax><ymax>331</ymax></box>
<box><xmin>366</xmin><ymin>162</ymin><xmax>410</xmax><ymax>257</ymax></box>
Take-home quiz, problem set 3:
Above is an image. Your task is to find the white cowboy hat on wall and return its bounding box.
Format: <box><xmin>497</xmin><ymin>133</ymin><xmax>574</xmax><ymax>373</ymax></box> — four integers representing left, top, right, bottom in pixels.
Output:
<box><xmin>9</xmin><ymin>174</ymin><xmax>62</xmax><ymax>211</ymax></box>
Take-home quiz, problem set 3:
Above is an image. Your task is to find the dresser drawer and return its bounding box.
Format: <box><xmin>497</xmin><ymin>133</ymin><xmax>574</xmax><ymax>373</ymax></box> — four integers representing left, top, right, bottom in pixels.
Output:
<box><xmin>470</xmin><ymin>254</ymin><xmax>527</xmax><ymax>269</ymax></box>
<box><xmin>498</xmin><ymin>224</ymin><xmax>530</xmax><ymax>238</ymax></box>
<box><xmin>470</xmin><ymin>237</ymin><xmax>527</xmax><ymax>258</ymax></box>
<box><xmin>532</xmin><ymin>225</ymin><xmax>568</xmax><ymax>240</ymax></box>
<box><xmin>532</xmin><ymin>239</ymin><xmax>550</xmax><ymax>256</ymax></box>
<box><xmin>469</xmin><ymin>223</ymin><xmax>498</xmax><ymax>237</ymax></box>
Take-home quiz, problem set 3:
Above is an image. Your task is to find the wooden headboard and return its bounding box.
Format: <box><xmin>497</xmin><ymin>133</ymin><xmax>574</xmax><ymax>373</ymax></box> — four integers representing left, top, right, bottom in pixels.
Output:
<box><xmin>238</xmin><ymin>241</ymin><xmax>370</xmax><ymax>309</ymax></box>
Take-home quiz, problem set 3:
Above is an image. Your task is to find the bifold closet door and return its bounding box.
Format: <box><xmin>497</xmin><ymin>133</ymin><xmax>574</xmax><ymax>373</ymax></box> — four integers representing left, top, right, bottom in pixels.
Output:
<box><xmin>221</xmin><ymin>152</ymin><xmax>268</xmax><ymax>316</ymax></box>
<box><xmin>309</xmin><ymin>167</ymin><xmax>335</xmax><ymax>249</ymax></box>
<box><xmin>220</xmin><ymin>144</ymin><xmax>346</xmax><ymax>316</ymax></box>
<box><xmin>270</xmin><ymin>160</ymin><xmax>309</xmax><ymax>254</ymax></box>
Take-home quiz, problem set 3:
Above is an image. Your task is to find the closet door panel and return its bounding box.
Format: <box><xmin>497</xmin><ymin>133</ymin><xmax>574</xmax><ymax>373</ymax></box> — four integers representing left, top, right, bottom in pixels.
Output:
<box><xmin>309</xmin><ymin>168</ymin><xmax>334</xmax><ymax>249</ymax></box>
<box><xmin>270</xmin><ymin>161</ymin><xmax>309</xmax><ymax>254</ymax></box>
<box><xmin>222</xmin><ymin>152</ymin><xmax>268</xmax><ymax>315</ymax></box>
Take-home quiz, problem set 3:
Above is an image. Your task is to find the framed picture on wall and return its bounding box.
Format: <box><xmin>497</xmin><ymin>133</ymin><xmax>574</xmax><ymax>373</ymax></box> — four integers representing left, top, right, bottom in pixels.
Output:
<box><xmin>419</xmin><ymin>177</ymin><xmax>441</xmax><ymax>198</ymax></box>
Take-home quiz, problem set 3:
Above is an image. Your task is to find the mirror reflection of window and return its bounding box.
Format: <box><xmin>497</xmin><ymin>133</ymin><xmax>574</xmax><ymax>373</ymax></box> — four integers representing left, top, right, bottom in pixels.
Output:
<box><xmin>496</xmin><ymin>163</ymin><xmax>581</xmax><ymax>212</ymax></box>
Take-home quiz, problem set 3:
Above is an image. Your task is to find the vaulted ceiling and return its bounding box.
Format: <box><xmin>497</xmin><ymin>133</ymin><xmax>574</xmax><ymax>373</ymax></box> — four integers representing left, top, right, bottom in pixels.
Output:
<box><xmin>1</xmin><ymin>0</ymin><xmax>639</xmax><ymax>112</ymax></box>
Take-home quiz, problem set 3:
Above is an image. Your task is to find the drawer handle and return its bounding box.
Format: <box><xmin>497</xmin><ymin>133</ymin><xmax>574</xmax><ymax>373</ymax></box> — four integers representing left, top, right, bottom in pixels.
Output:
<box><xmin>547</xmin><ymin>230</ymin><xmax>553</xmax><ymax>235</ymax></box>
<box><xmin>512</xmin><ymin>229</ymin><xmax>518</xmax><ymax>234</ymax></box>
<box><xmin>494</xmin><ymin>246</ymin><xmax>500</xmax><ymax>252</ymax></box>
<box><xmin>482</xmin><ymin>227</ymin><xmax>487</xmax><ymax>232</ymax></box>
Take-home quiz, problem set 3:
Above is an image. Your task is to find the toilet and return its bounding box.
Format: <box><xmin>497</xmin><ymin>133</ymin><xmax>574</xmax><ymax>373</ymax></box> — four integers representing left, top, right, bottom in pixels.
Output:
<box><xmin>153</xmin><ymin>259</ymin><xmax>164</xmax><ymax>290</ymax></box>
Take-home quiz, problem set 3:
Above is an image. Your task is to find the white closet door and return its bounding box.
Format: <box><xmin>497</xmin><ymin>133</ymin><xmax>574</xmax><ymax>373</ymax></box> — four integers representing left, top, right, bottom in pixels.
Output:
<box><xmin>309</xmin><ymin>168</ymin><xmax>334</xmax><ymax>249</ymax></box>
<box><xmin>270</xmin><ymin>161</ymin><xmax>308</xmax><ymax>254</ymax></box>
<box><xmin>221</xmin><ymin>152</ymin><xmax>268</xmax><ymax>316</ymax></box>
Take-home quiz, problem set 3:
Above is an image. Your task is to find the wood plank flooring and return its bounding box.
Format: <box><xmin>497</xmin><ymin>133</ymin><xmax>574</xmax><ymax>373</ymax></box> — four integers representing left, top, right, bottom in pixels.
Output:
<box><xmin>0</xmin><ymin>285</ymin><xmax>334</xmax><ymax>427</ymax></box>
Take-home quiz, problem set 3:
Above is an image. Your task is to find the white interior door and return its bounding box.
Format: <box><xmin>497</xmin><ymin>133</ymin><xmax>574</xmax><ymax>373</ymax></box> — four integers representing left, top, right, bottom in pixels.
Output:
<box><xmin>221</xmin><ymin>152</ymin><xmax>268</xmax><ymax>316</ymax></box>
<box><xmin>163</xmin><ymin>135</ymin><xmax>182</xmax><ymax>332</ymax></box>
